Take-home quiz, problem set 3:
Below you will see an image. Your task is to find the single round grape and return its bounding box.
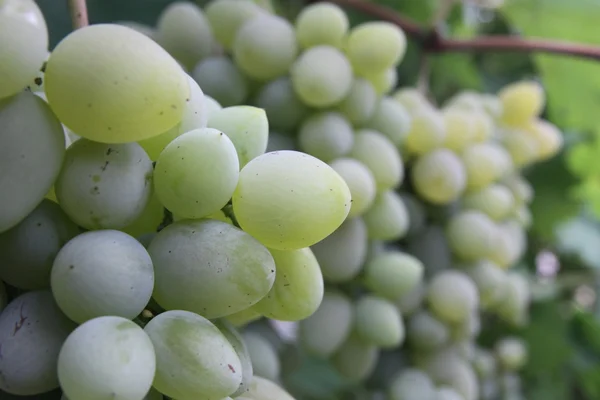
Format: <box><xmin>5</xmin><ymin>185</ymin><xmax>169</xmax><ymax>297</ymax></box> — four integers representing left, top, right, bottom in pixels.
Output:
<box><xmin>346</xmin><ymin>21</ymin><xmax>406</xmax><ymax>75</ymax></box>
<box><xmin>205</xmin><ymin>0</ymin><xmax>264</xmax><ymax>49</ymax></box>
<box><xmin>233</xmin><ymin>14</ymin><xmax>297</xmax><ymax>81</ymax></box>
<box><xmin>0</xmin><ymin>291</ymin><xmax>76</xmax><ymax>396</ymax></box>
<box><xmin>252</xmin><ymin>77</ymin><xmax>309</xmax><ymax>132</ymax></box>
<box><xmin>336</xmin><ymin>78</ymin><xmax>378</xmax><ymax>126</ymax></box>
<box><xmin>291</xmin><ymin>45</ymin><xmax>353</xmax><ymax>108</ymax></box>
<box><xmin>524</xmin><ymin>119</ymin><xmax>563</xmax><ymax>161</ymax></box>
<box><xmin>363</xmin><ymin>190</ymin><xmax>410</xmax><ymax>240</ymax></box>
<box><xmin>442</xmin><ymin>108</ymin><xmax>476</xmax><ymax>151</ymax></box>
<box><xmin>462</xmin><ymin>260</ymin><xmax>507</xmax><ymax>309</ymax></box>
<box><xmin>214</xmin><ymin>320</ymin><xmax>254</xmax><ymax>397</ymax></box>
<box><xmin>245</xmin><ymin>376</ymin><xmax>295</xmax><ymax>400</ymax></box>
<box><xmin>45</xmin><ymin>24</ymin><xmax>189</xmax><ymax>143</ymax></box>
<box><xmin>192</xmin><ymin>56</ymin><xmax>248</xmax><ymax>107</ymax></box>
<box><xmin>204</xmin><ymin>95</ymin><xmax>223</xmax><ymax>118</ymax></box>
<box><xmin>243</xmin><ymin>332</ymin><xmax>280</xmax><ymax>381</ymax></box>
<box><xmin>297</xmin><ymin>112</ymin><xmax>354</xmax><ymax>162</ymax></box>
<box><xmin>388</xmin><ymin>369</ymin><xmax>436</xmax><ymax>400</ymax></box>
<box><xmin>471</xmin><ymin>111</ymin><xmax>494</xmax><ymax>142</ymax></box>
<box><xmin>121</xmin><ymin>193</ymin><xmax>164</xmax><ymax>238</ymax></box>
<box><xmin>365</xmin><ymin>67</ymin><xmax>398</xmax><ymax>96</ymax></box>
<box><xmin>499</xmin><ymin>80</ymin><xmax>545</xmax><ymax>126</ymax></box>
<box><xmin>366</xmin><ymin>97</ymin><xmax>411</xmax><ymax>146</ymax></box>
<box><xmin>404</xmin><ymin>108</ymin><xmax>446</xmax><ymax>155</ymax></box>
<box><xmin>427</xmin><ymin>270</ymin><xmax>479</xmax><ymax>324</ymax></box>
<box><xmin>329</xmin><ymin>158</ymin><xmax>376</xmax><ymax>217</ymax></box>
<box><xmin>266</xmin><ymin>131</ymin><xmax>296</xmax><ymax>152</ymax></box>
<box><xmin>412</xmin><ymin>148</ymin><xmax>467</xmax><ymax>205</ymax></box>
<box><xmin>407</xmin><ymin>311</ymin><xmax>449</xmax><ymax>351</ymax></box>
<box><xmin>58</xmin><ymin>316</ymin><xmax>155</xmax><ymax>400</ymax></box>
<box><xmin>446</xmin><ymin>210</ymin><xmax>496</xmax><ymax>261</ymax></box>
<box><xmin>355</xmin><ymin>295</ymin><xmax>405</xmax><ymax>348</ymax></box>
<box><xmin>463</xmin><ymin>184</ymin><xmax>515</xmax><ymax>221</ymax></box>
<box><xmin>332</xmin><ymin>334</ymin><xmax>379</xmax><ymax>381</ymax></box>
<box><xmin>393</xmin><ymin>88</ymin><xmax>433</xmax><ymax>114</ymax></box>
<box><xmin>461</xmin><ymin>142</ymin><xmax>513</xmax><ymax>190</ymax></box>
<box><xmin>364</xmin><ymin>251</ymin><xmax>424</xmax><ymax>299</ymax></box>
<box><xmin>232</xmin><ymin>151</ymin><xmax>351</xmax><ymax>250</ymax></box>
<box><xmin>500</xmin><ymin>128</ymin><xmax>540</xmax><ymax>168</ymax></box>
<box><xmin>295</xmin><ymin>2</ymin><xmax>348</xmax><ymax>49</ymax></box>
<box><xmin>495</xmin><ymin>337</ymin><xmax>527</xmax><ymax>371</ymax></box>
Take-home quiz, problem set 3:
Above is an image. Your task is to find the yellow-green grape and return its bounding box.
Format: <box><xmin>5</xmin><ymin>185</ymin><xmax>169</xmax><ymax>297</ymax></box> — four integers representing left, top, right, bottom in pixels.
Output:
<box><xmin>365</xmin><ymin>67</ymin><xmax>398</xmax><ymax>96</ymax></box>
<box><xmin>299</xmin><ymin>289</ymin><xmax>354</xmax><ymax>357</ymax></box>
<box><xmin>253</xmin><ymin>77</ymin><xmax>309</xmax><ymax>132</ymax></box>
<box><xmin>233</xmin><ymin>14</ymin><xmax>297</xmax><ymax>81</ymax></box>
<box><xmin>267</xmin><ymin>131</ymin><xmax>296</xmax><ymax>152</ymax></box>
<box><xmin>462</xmin><ymin>260</ymin><xmax>507</xmax><ymax>310</ymax></box>
<box><xmin>496</xmin><ymin>272</ymin><xmax>530</xmax><ymax>325</ymax></box>
<box><xmin>461</xmin><ymin>142</ymin><xmax>513</xmax><ymax>190</ymax></box>
<box><xmin>232</xmin><ymin>151</ymin><xmax>351</xmax><ymax>250</ymax></box>
<box><xmin>0</xmin><ymin>0</ymin><xmax>48</xmax><ymax>99</ymax></box>
<box><xmin>427</xmin><ymin>270</ymin><xmax>479</xmax><ymax>324</ymax></box>
<box><xmin>500</xmin><ymin>128</ymin><xmax>540</xmax><ymax>168</ymax></box>
<box><xmin>388</xmin><ymin>369</ymin><xmax>437</xmax><ymax>400</ymax></box>
<box><xmin>214</xmin><ymin>320</ymin><xmax>253</xmax><ymax>397</ymax></box>
<box><xmin>45</xmin><ymin>24</ymin><xmax>188</xmax><ymax>143</ymax></box>
<box><xmin>336</xmin><ymin>78</ymin><xmax>378</xmax><ymax>126</ymax></box>
<box><xmin>311</xmin><ymin>217</ymin><xmax>367</xmax><ymax>283</ymax></box>
<box><xmin>495</xmin><ymin>337</ymin><xmax>527</xmax><ymax>371</ymax></box>
<box><xmin>446</xmin><ymin>210</ymin><xmax>496</xmax><ymax>261</ymax></box>
<box><xmin>471</xmin><ymin>111</ymin><xmax>494</xmax><ymax>142</ymax></box>
<box><xmin>366</xmin><ymin>97</ymin><xmax>411</xmax><ymax>146</ymax></box>
<box><xmin>501</xmin><ymin>174</ymin><xmax>533</xmax><ymax>205</ymax></box>
<box><xmin>363</xmin><ymin>191</ymin><xmax>409</xmax><ymax>240</ymax></box>
<box><xmin>488</xmin><ymin>222</ymin><xmax>524</xmax><ymax>269</ymax></box>
<box><xmin>295</xmin><ymin>2</ymin><xmax>348</xmax><ymax>49</ymax></box>
<box><xmin>411</xmin><ymin>148</ymin><xmax>466</xmax><ymax>205</ymax></box>
<box><xmin>121</xmin><ymin>193</ymin><xmax>164</xmax><ymax>238</ymax></box>
<box><xmin>224</xmin><ymin>307</ymin><xmax>262</xmax><ymax>328</ymax></box>
<box><xmin>144</xmin><ymin>310</ymin><xmax>242</xmax><ymax>400</ymax></box>
<box><xmin>245</xmin><ymin>376</ymin><xmax>295</xmax><ymax>400</ymax></box>
<box><xmin>208</xmin><ymin>106</ymin><xmax>269</xmax><ymax>168</ymax></box>
<box><xmin>355</xmin><ymin>295</ymin><xmax>404</xmax><ymax>348</ymax></box>
<box><xmin>156</xmin><ymin>2</ymin><xmax>215</xmax><ymax>70</ymax></box>
<box><xmin>243</xmin><ymin>332</ymin><xmax>280</xmax><ymax>381</ymax></box>
<box><xmin>205</xmin><ymin>0</ymin><xmax>264</xmax><ymax>50</ymax></box>
<box><xmin>346</xmin><ymin>21</ymin><xmax>406</xmax><ymax>76</ymax></box>
<box><xmin>350</xmin><ymin>129</ymin><xmax>404</xmax><ymax>191</ymax></box>
<box><xmin>499</xmin><ymin>80</ymin><xmax>545</xmax><ymax>126</ymax></box>
<box><xmin>192</xmin><ymin>56</ymin><xmax>248</xmax><ymax>107</ymax></box>
<box><xmin>254</xmin><ymin>247</ymin><xmax>324</xmax><ymax>321</ymax></box>
<box><xmin>298</xmin><ymin>112</ymin><xmax>354</xmax><ymax>162</ymax></box>
<box><xmin>393</xmin><ymin>88</ymin><xmax>433</xmax><ymax>114</ymax></box>
<box><xmin>291</xmin><ymin>45</ymin><xmax>353</xmax><ymax>108</ymax></box>
<box><xmin>329</xmin><ymin>158</ymin><xmax>376</xmax><ymax>217</ymax></box>
<box><xmin>441</xmin><ymin>108</ymin><xmax>476</xmax><ymax>151</ymax></box>
<box><xmin>404</xmin><ymin>108</ymin><xmax>446</xmax><ymax>155</ymax></box>
<box><xmin>332</xmin><ymin>334</ymin><xmax>379</xmax><ymax>381</ymax></box>
<box><xmin>407</xmin><ymin>311</ymin><xmax>449</xmax><ymax>352</ymax></box>
<box><xmin>364</xmin><ymin>251</ymin><xmax>424</xmax><ymax>300</ymax></box>
<box><xmin>463</xmin><ymin>184</ymin><xmax>515</xmax><ymax>221</ymax></box>
<box><xmin>444</xmin><ymin>90</ymin><xmax>482</xmax><ymax>112</ymax></box>
<box><xmin>524</xmin><ymin>119</ymin><xmax>563</xmax><ymax>161</ymax></box>
<box><xmin>425</xmin><ymin>351</ymin><xmax>479</xmax><ymax>400</ymax></box>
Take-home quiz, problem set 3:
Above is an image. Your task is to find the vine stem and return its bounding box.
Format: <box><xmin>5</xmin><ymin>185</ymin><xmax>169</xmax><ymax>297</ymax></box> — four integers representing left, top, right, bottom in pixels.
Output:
<box><xmin>68</xmin><ymin>0</ymin><xmax>89</xmax><ymax>29</ymax></box>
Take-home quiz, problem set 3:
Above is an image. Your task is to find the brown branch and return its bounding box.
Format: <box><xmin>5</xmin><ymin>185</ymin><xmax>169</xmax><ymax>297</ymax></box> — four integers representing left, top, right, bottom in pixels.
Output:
<box><xmin>68</xmin><ymin>0</ymin><xmax>89</xmax><ymax>30</ymax></box>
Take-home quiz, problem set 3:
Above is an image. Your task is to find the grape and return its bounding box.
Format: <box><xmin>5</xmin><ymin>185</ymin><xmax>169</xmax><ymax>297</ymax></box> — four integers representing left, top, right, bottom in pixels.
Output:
<box><xmin>0</xmin><ymin>0</ymin><xmax>48</xmax><ymax>99</ymax></box>
<box><xmin>243</xmin><ymin>332</ymin><xmax>280</xmax><ymax>381</ymax></box>
<box><xmin>363</xmin><ymin>191</ymin><xmax>410</xmax><ymax>240</ymax></box>
<box><xmin>333</xmin><ymin>334</ymin><xmax>379</xmax><ymax>381</ymax></box>
<box><xmin>501</xmin><ymin>174</ymin><xmax>533</xmax><ymax>205</ymax></box>
<box><xmin>233</xmin><ymin>14</ymin><xmax>297</xmax><ymax>81</ymax></box>
<box><xmin>401</xmin><ymin>193</ymin><xmax>427</xmax><ymax>238</ymax></box>
<box><xmin>294</xmin><ymin>2</ymin><xmax>348</xmax><ymax>49</ymax></box>
<box><xmin>407</xmin><ymin>311</ymin><xmax>449</xmax><ymax>351</ymax></box>
<box><xmin>244</xmin><ymin>376</ymin><xmax>295</xmax><ymax>400</ymax></box>
<box><xmin>51</xmin><ymin>230</ymin><xmax>154</xmax><ymax>323</ymax></box>
<box><xmin>254</xmin><ymin>247</ymin><xmax>324</xmax><ymax>321</ymax></box>
<box><xmin>363</xmin><ymin>68</ymin><xmax>396</xmax><ymax>97</ymax></box>
<box><xmin>355</xmin><ymin>295</ymin><xmax>405</xmax><ymax>348</ymax></box>
<box><xmin>0</xmin><ymin>199</ymin><xmax>79</xmax><ymax>290</ymax></box>
<box><xmin>121</xmin><ymin>193</ymin><xmax>164</xmax><ymax>238</ymax></box>
<box><xmin>0</xmin><ymin>92</ymin><xmax>65</xmax><ymax>233</ymax></box>
<box><xmin>116</xmin><ymin>21</ymin><xmax>156</xmax><ymax>39</ymax></box>
<box><xmin>404</xmin><ymin>109</ymin><xmax>446</xmax><ymax>155</ymax></box>
<box><xmin>393</xmin><ymin>88</ymin><xmax>433</xmax><ymax>114</ymax></box>
<box><xmin>291</xmin><ymin>45</ymin><xmax>353</xmax><ymax>108</ymax></box>
<box><xmin>462</xmin><ymin>184</ymin><xmax>515</xmax><ymax>221</ymax></box>
<box><xmin>441</xmin><ymin>108</ymin><xmax>476</xmax><ymax>151</ymax></box>
<box><xmin>495</xmin><ymin>337</ymin><xmax>527</xmax><ymax>371</ymax></box>
<box><xmin>366</xmin><ymin>97</ymin><xmax>411</xmax><ymax>146</ymax></box>
<box><xmin>388</xmin><ymin>369</ymin><xmax>437</xmax><ymax>400</ymax></box>
<box><xmin>336</xmin><ymin>78</ymin><xmax>378</xmax><ymax>126</ymax></box>
<box><xmin>267</xmin><ymin>131</ymin><xmax>296</xmax><ymax>152</ymax></box>
<box><xmin>524</xmin><ymin>119</ymin><xmax>563</xmax><ymax>161</ymax></box>
<box><xmin>298</xmin><ymin>289</ymin><xmax>354</xmax><ymax>357</ymax></box>
<box><xmin>0</xmin><ymin>291</ymin><xmax>76</xmax><ymax>395</ymax></box>
<box><xmin>156</xmin><ymin>2</ymin><xmax>215</xmax><ymax>70</ymax></box>
<box><xmin>204</xmin><ymin>0</ymin><xmax>263</xmax><ymax>50</ymax></box>
<box><xmin>436</xmin><ymin>387</ymin><xmax>465</xmax><ymax>400</ymax></box>
<box><xmin>425</xmin><ymin>352</ymin><xmax>478</xmax><ymax>400</ymax></box>
<box><xmin>496</xmin><ymin>273</ymin><xmax>530</xmax><ymax>325</ymax></box>
<box><xmin>461</xmin><ymin>142</ymin><xmax>513</xmax><ymax>190</ymax></box>
<box><xmin>214</xmin><ymin>320</ymin><xmax>254</xmax><ymax>396</ymax></box>
<box><xmin>444</xmin><ymin>91</ymin><xmax>482</xmax><ymax>112</ymax></box>
<box><xmin>500</xmin><ymin>128</ymin><xmax>540</xmax><ymax>167</ymax></box>
<box><xmin>55</xmin><ymin>140</ymin><xmax>153</xmax><ymax>230</ymax></box>
<box><xmin>192</xmin><ymin>56</ymin><xmax>248</xmax><ymax>107</ymax></box>
<box><xmin>446</xmin><ymin>210</ymin><xmax>496</xmax><ymax>261</ymax></box>
<box><xmin>149</xmin><ymin>219</ymin><xmax>275</xmax><ymax>318</ymax></box>
<box><xmin>311</xmin><ymin>217</ymin><xmax>368</xmax><ymax>283</ymax></box>
<box><xmin>207</xmin><ymin>106</ymin><xmax>269</xmax><ymax>168</ymax></box>
<box><xmin>252</xmin><ymin>77</ymin><xmax>309</xmax><ymax>132</ymax></box>
<box><xmin>45</xmin><ymin>24</ymin><xmax>189</xmax><ymax>143</ymax></box>
<box><xmin>472</xmin><ymin>349</ymin><xmax>497</xmax><ymax>378</ymax></box>
<box><xmin>450</xmin><ymin>310</ymin><xmax>481</xmax><ymax>341</ymax></box>
<box><xmin>297</xmin><ymin>112</ymin><xmax>354</xmax><ymax>162</ymax></box>
<box><xmin>471</xmin><ymin>112</ymin><xmax>494</xmax><ymax>142</ymax></box>
<box><xmin>396</xmin><ymin>282</ymin><xmax>426</xmax><ymax>316</ymax></box>
<box><xmin>406</xmin><ymin>225</ymin><xmax>452</xmax><ymax>278</ymax></box>
<box><xmin>27</xmin><ymin>51</ymin><xmax>49</xmax><ymax>93</ymax></box>
<box><xmin>350</xmin><ymin>129</ymin><xmax>404</xmax><ymax>191</ymax></box>
<box><xmin>364</xmin><ymin>251</ymin><xmax>424</xmax><ymax>300</ymax></box>
<box><xmin>225</xmin><ymin>307</ymin><xmax>263</xmax><ymax>327</ymax></box>
<box><xmin>154</xmin><ymin>128</ymin><xmax>239</xmax><ymax>219</ymax></box>
<box><xmin>499</xmin><ymin>80</ymin><xmax>544</xmax><ymax>126</ymax></box>
<box><xmin>461</xmin><ymin>260</ymin><xmax>507</xmax><ymax>310</ymax></box>
<box><xmin>346</xmin><ymin>22</ymin><xmax>406</xmax><ymax>76</ymax></box>
<box><xmin>329</xmin><ymin>158</ymin><xmax>376</xmax><ymax>217</ymax></box>
<box><xmin>204</xmin><ymin>95</ymin><xmax>223</xmax><ymax>117</ymax></box>
<box><xmin>411</xmin><ymin>148</ymin><xmax>468</xmax><ymax>205</ymax></box>
<box><xmin>58</xmin><ymin>316</ymin><xmax>155</xmax><ymax>400</ymax></box>
<box><xmin>232</xmin><ymin>151</ymin><xmax>351</xmax><ymax>250</ymax></box>
<box><xmin>144</xmin><ymin>310</ymin><xmax>242</xmax><ymax>400</ymax></box>
<box><xmin>427</xmin><ymin>270</ymin><xmax>479</xmax><ymax>324</ymax></box>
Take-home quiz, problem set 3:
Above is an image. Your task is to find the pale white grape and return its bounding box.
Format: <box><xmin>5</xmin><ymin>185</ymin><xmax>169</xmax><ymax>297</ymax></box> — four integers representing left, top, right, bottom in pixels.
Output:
<box><xmin>355</xmin><ymin>295</ymin><xmax>404</xmax><ymax>348</ymax></box>
<box><xmin>332</xmin><ymin>334</ymin><xmax>379</xmax><ymax>381</ymax></box>
<box><xmin>346</xmin><ymin>22</ymin><xmax>406</xmax><ymax>76</ymax></box>
<box><xmin>461</xmin><ymin>142</ymin><xmax>513</xmax><ymax>190</ymax></box>
<box><xmin>205</xmin><ymin>0</ymin><xmax>264</xmax><ymax>49</ymax></box>
<box><xmin>407</xmin><ymin>311</ymin><xmax>449</xmax><ymax>351</ymax></box>
<box><xmin>297</xmin><ymin>112</ymin><xmax>354</xmax><ymax>162</ymax></box>
<box><xmin>243</xmin><ymin>332</ymin><xmax>280</xmax><ymax>381</ymax></box>
<box><xmin>244</xmin><ymin>376</ymin><xmax>295</xmax><ymax>400</ymax></box>
<box><xmin>404</xmin><ymin>108</ymin><xmax>446</xmax><ymax>155</ymax></box>
<box><xmin>295</xmin><ymin>2</ymin><xmax>348</xmax><ymax>49</ymax></box>
<box><xmin>437</xmin><ymin>387</ymin><xmax>465</xmax><ymax>400</ymax></box>
<box><xmin>495</xmin><ymin>273</ymin><xmax>530</xmax><ymax>326</ymax></box>
<box><xmin>393</xmin><ymin>88</ymin><xmax>433</xmax><ymax>114</ymax></box>
<box><xmin>495</xmin><ymin>337</ymin><xmax>527</xmax><ymax>370</ymax></box>
<box><xmin>364</xmin><ymin>251</ymin><xmax>424</xmax><ymax>299</ymax></box>
<box><xmin>329</xmin><ymin>158</ymin><xmax>376</xmax><ymax>217</ymax></box>
<box><xmin>388</xmin><ymin>369</ymin><xmax>436</xmax><ymax>400</ymax></box>
<box><xmin>427</xmin><ymin>270</ymin><xmax>479</xmax><ymax>324</ymax></box>
<box><xmin>363</xmin><ymin>191</ymin><xmax>410</xmax><ymax>240</ymax></box>
<box><xmin>412</xmin><ymin>148</ymin><xmax>467</xmax><ymax>205</ymax></box>
<box><xmin>446</xmin><ymin>210</ymin><xmax>496</xmax><ymax>261</ymax></box>
<box><xmin>252</xmin><ymin>77</ymin><xmax>309</xmax><ymax>132</ymax></box>
<box><xmin>204</xmin><ymin>95</ymin><xmax>223</xmax><ymax>118</ymax></box>
<box><xmin>366</xmin><ymin>97</ymin><xmax>411</xmax><ymax>146</ymax></box>
<box><xmin>214</xmin><ymin>320</ymin><xmax>254</xmax><ymax>396</ymax></box>
<box><xmin>488</xmin><ymin>222</ymin><xmax>525</xmax><ymax>269</ymax></box>
<box><xmin>499</xmin><ymin>80</ymin><xmax>544</xmax><ymax>126</ymax></box>
<box><xmin>336</xmin><ymin>78</ymin><xmax>378</xmax><ymax>126</ymax></box>
<box><xmin>425</xmin><ymin>352</ymin><xmax>479</xmax><ymax>400</ymax></box>
<box><xmin>462</xmin><ymin>260</ymin><xmax>507</xmax><ymax>309</ymax></box>
<box><xmin>192</xmin><ymin>56</ymin><xmax>248</xmax><ymax>107</ymax></box>
<box><xmin>462</xmin><ymin>184</ymin><xmax>515</xmax><ymax>221</ymax></box>
<box><xmin>442</xmin><ymin>108</ymin><xmax>476</xmax><ymax>151</ymax></box>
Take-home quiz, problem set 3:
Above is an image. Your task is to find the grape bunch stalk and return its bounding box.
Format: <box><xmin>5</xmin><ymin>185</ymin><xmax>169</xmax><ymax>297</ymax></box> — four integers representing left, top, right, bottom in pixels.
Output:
<box><xmin>0</xmin><ymin>0</ymin><xmax>563</xmax><ymax>400</ymax></box>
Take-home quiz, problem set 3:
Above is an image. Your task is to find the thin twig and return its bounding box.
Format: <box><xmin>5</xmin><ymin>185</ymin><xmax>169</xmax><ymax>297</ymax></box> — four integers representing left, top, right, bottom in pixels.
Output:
<box><xmin>68</xmin><ymin>0</ymin><xmax>89</xmax><ymax>30</ymax></box>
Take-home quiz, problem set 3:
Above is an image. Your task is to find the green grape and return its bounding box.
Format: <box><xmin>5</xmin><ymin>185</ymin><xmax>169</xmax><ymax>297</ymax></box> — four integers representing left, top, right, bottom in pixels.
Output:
<box><xmin>121</xmin><ymin>193</ymin><xmax>164</xmax><ymax>238</ymax></box>
<box><xmin>425</xmin><ymin>352</ymin><xmax>478</xmax><ymax>400</ymax></box>
<box><xmin>254</xmin><ymin>247</ymin><xmax>324</xmax><ymax>321</ymax></box>
<box><xmin>116</xmin><ymin>20</ymin><xmax>156</xmax><ymax>39</ymax></box>
<box><xmin>27</xmin><ymin>50</ymin><xmax>49</xmax><ymax>93</ymax></box>
<box><xmin>207</xmin><ymin>106</ymin><xmax>269</xmax><ymax>168</ymax></box>
<box><xmin>145</xmin><ymin>310</ymin><xmax>242</xmax><ymax>400</ymax></box>
<box><xmin>51</xmin><ymin>230</ymin><xmax>154</xmax><ymax>323</ymax></box>
<box><xmin>407</xmin><ymin>311</ymin><xmax>449</xmax><ymax>352</ymax></box>
<box><xmin>295</xmin><ymin>2</ymin><xmax>348</xmax><ymax>49</ymax></box>
<box><xmin>214</xmin><ymin>320</ymin><xmax>254</xmax><ymax>397</ymax></box>
<box><xmin>462</xmin><ymin>184</ymin><xmax>515</xmax><ymax>221</ymax></box>
<box><xmin>45</xmin><ymin>24</ymin><xmax>189</xmax><ymax>143</ymax></box>
<box><xmin>404</xmin><ymin>108</ymin><xmax>446</xmax><ymax>155</ymax></box>
<box><xmin>501</xmin><ymin>174</ymin><xmax>533</xmax><ymax>205</ymax></box>
<box><xmin>154</xmin><ymin>128</ymin><xmax>239</xmax><ymax>219</ymax></box>
<box><xmin>0</xmin><ymin>92</ymin><xmax>65</xmax><ymax>233</ymax></box>
<box><xmin>495</xmin><ymin>272</ymin><xmax>530</xmax><ymax>325</ymax></box>
<box><xmin>406</xmin><ymin>225</ymin><xmax>452</xmax><ymax>278</ymax></box>
<box><xmin>329</xmin><ymin>158</ymin><xmax>376</xmax><ymax>217</ymax></box>
<box><xmin>365</xmin><ymin>67</ymin><xmax>398</xmax><ymax>96</ymax></box>
<box><xmin>388</xmin><ymin>369</ymin><xmax>437</xmax><ymax>400</ymax></box>
<box><xmin>493</xmin><ymin>221</ymin><xmax>526</xmax><ymax>269</ymax></box>
<box><xmin>224</xmin><ymin>307</ymin><xmax>262</xmax><ymax>327</ymax></box>
<box><xmin>472</xmin><ymin>349</ymin><xmax>497</xmax><ymax>378</ymax></box>
<box><xmin>58</xmin><ymin>316</ymin><xmax>155</xmax><ymax>400</ymax></box>
<box><xmin>0</xmin><ymin>291</ymin><xmax>76</xmax><ymax>395</ymax></box>
<box><xmin>298</xmin><ymin>112</ymin><xmax>354</xmax><ymax>162</ymax></box>
<box><xmin>336</xmin><ymin>78</ymin><xmax>378</xmax><ymax>126</ymax></box>
<box><xmin>233</xmin><ymin>14</ymin><xmax>297</xmax><ymax>81</ymax></box>
<box><xmin>55</xmin><ymin>140</ymin><xmax>153</xmax><ymax>230</ymax></box>
<box><xmin>436</xmin><ymin>387</ymin><xmax>464</xmax><ymax>400</ymax></box>
<box><xmin>148</xmin><ymin>219</ymin><xmax>276</xmax><ymax>318</ymax></box>
<box><xmin>243</xmin><ymin>332</ymin><xmax>280</xmax><ymax>381</ymax></box>
<box><xmin>205</xmin><ymin>95</ymin><xmax>223</xmax><ymax>118</ymax></box>
<box><xmin>299</xmin><ymin>289</ymin><xmax>354</xmax><ymax>357</ymax></box>
<box><xmin>401</xmin><ymin>193</ymin><xmax>427</xmax><ymax>238</ymax></box>
<box><xmin>311</xmin><ymin>217</ymin><xmax>367</xmax><ymax>283</ymax></box>
<box><xmin>495</xmin><ymin>337</ymin><xmax>527</xmax><ymax>371</ymax></box>
<box><xmin>291</xmin><ymin>45</ymin><xmax>353</xmax><ymax>108</ymax></box>
<box><xmin>156</xmin><ymin>2</ymin><xmax>215</xmax><ymax>70</ymax></box>
<box><xmin>444</xmin><ymin>90</ymin><xmax>482</xmax><ymax>112</ymax></box>
<box><xmin>244</xmin><ymin>376</ymin><xmax>295</xmax><ymax>400</ymax></box>
<box><xmin>500</xmin><ymin>128</ymin><xmax>540</xmax><ymax>168</ymax></box>
<box><xmin>0</xmin><ymin>199</ymin><xmax>79</xmax><ymax>290</ymax></box>
<box><xmin>332</xmin><ymin>334</ymin><xmax>379</xmax><ymax>381</ymax></box>
<box><xmin>393</xmin><ymin>88</ymin><xmax>433</xmax><ymax>114</ymax></box>
<box><xmin>499</xmin><ymin>80</ymin><xmax>544</xmax><ymax>127</ymax></box>
<box><xmin>396</xmin><ymin>282</ymin><xmax>425</xmax><ymax>316</ymax></box>
<box><xmin>461</xmin><ymin>142</ymin><xmax>513</xmax><ymax>190</ymax></box>
<box><xmin>427</xmin><ymin>271</ymin><xmax>479</xmax><ymax>324</ymax></box>
<box><xmin>0</xmin><ymin>0</ymin><xmax>48</xmax><ymax>99</ymax></box>
<box><xmin>364</xmin><ymin>251</ymin><xmax>424</xmax><ymax>299</ymax></box>
<box><xmin>461</xmin><ymin>260</ymin><xmax>507</xmax><ymax>310</ymax></box>
<box><xmin>355</xmin><ymin>295</ymin><xmax>405</xmax><ymax>348</ymax></box>
<box><xmin>524</xmin><ymin>119</ymin><xmax>563</xmax><ymax>161</ymax></box>
<box><xmin>450</xmin><ymin>310</ymin><xmax>481</xmax><ymax>342</ymax></box>
<box><xmin>363</xmin><ymin>190</ymin><xmax>410</xmax><ymax>240</ymax></box>
<box><xmin>267</xmin><ymin>131</ymin><xmax>296</xmax><ymax>152</ymax></box>
<box><xmin>252</xmin><ymin>77</ymin><xmax>309</xmax><ymax>132</ymax></box>
<box><xmin>441</xmin><ymin>108</ymin><xmax>476</xmax><ymax>151</ymax></box>
<box><xmin>350</xmin><ymin>129</ymin><xmax>404</xmax><ymax>191</ymax></box>
<box><xmin>446</xmin><ymin>210</ymin><xmax>496</xmax><ymax>261</ymax></box>
<box><xmin>471</xmin><ymin>111</ymin><xmax>494</xmax><ymax>142</ymax></box>
<box><xmin>346</xmin><ymin>21</ymin><xmax>406</xmax><ymax>76</ymax></box>
<box><xmin>366</xmin><ymin>97</ymin><xmax>411</xmax><ymax>146</ymax></box>
<box><xmin>411</xmin><ymin>149</ymin><xmax>467</xmax><ymax>205</ymax></box>
<box><xmin>205</xmin><ymin>0</ymin><xmax>264</xmax><ymax>50</ymax></box>
<box><xmin>232</xmin><ymin>150</ymin><xmax>351</xmax><ymax>250</ymax></box>
<box><xmin>192</xmin><ymin>56</ymin><xmax>248</xmax><ymax>107</ymax></box>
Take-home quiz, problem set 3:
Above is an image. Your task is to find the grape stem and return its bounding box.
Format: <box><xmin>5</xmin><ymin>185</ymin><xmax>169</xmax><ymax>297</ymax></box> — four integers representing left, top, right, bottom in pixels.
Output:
<box><xmin>309</xmin><ymin>0</ymin><xmax>600</xmax><ymax>61</ymax></box>
<box><xmin>68</xmin><ymin>0</ymin><xmax>89</xmax><ymax>29</ymax></box>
